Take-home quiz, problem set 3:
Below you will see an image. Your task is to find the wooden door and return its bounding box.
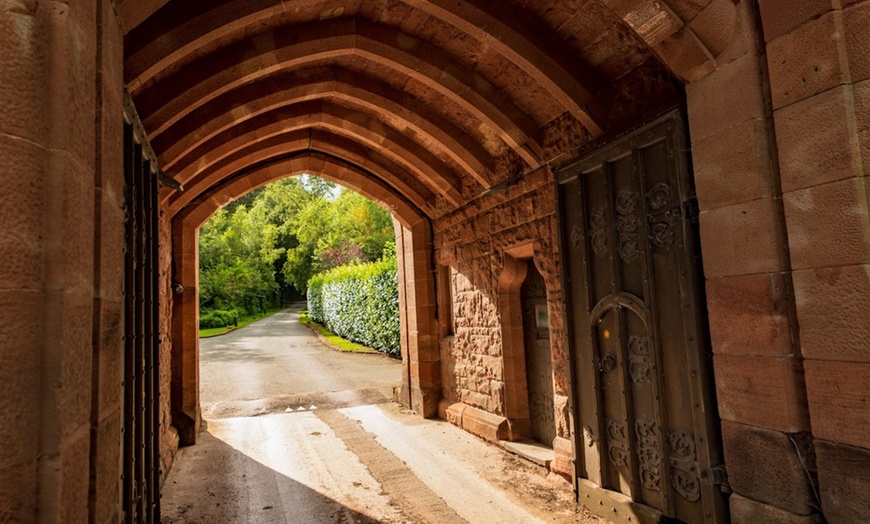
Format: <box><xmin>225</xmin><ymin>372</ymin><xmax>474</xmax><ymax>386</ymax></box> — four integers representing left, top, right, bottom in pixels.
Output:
<box><xmin>521</xmin><ymin>262</ymin><xmax>557</xmax><ymax>447</ymax></box>
<box><xmin>557</xmin><ymin>112</ymin><xmax>727</xmax><ymax>522</ymax></box>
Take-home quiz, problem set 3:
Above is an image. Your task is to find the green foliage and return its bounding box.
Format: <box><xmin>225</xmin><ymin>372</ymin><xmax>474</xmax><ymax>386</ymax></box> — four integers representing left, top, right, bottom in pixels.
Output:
<box><xmin>198</xmin><ymin>175</ymin><xmax>396</xmax><ymax>328</ymax></box>
<box><xmin>199</xmin><ymin>309</ymin><xmax>238</xmax><ymax>329</ymax></box>
<box><xmin>307</xmin><ymin>254</ymin><xmax>400</xmax><ymax>356</ymax></box>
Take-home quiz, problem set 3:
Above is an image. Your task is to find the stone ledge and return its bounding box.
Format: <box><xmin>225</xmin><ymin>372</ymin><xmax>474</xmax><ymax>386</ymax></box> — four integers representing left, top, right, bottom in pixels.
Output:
<box><xmin>730</xmin><ymin>493</ymin><xmax>822</xmax><ymax>524</ymax></box>
<box><xmin>500</xmin><ymin>440</ymin><xmax>553</xmax><ymax>468</ymax></box>
<box><xmin>437</xmin><ymin>400</ymin><xmax>508</xmax><ymax>443</ymax></box>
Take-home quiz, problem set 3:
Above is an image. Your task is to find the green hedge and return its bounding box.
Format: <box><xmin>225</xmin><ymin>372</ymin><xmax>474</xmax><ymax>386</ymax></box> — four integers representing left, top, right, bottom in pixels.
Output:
<box><xmin>307</xmin><ymin>257</ymin><xmax>400</xmax><ymax>356</ymax></box>
<box><xmin>199</xmin><ymin>309</ymin><xmax>239</xmax><ymax>329</ymax></box>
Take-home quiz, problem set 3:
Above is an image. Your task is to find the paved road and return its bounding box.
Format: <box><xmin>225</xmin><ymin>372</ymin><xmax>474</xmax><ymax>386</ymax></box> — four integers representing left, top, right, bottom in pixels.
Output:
<box><xmin>199</xmin><ymin>305</ymin><xmax>401</xmax><ymax>419</ymax></box>
<box><xmin>161</xmin><ymin>306</ymin><xmax>604</xmax><ymax>524</ymax></box>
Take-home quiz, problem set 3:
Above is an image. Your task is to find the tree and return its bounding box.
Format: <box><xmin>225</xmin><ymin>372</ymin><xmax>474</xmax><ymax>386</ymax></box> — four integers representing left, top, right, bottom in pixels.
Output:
<box><xmin>198</xmin><ymin>175</ymin><xmax>395</xmax><ymax>322</ymax></box>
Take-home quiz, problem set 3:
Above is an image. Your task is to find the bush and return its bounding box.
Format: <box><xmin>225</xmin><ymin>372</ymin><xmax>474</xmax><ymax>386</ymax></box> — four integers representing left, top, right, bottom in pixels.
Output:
<box><xmin>307</xmin><ymin>256</ymin><xmax>400</xmax><ymax>356</ymax></box>
<box><xmin>199</xmin><ymin>309</ymin><xmax>238</xmax><ymax>329</ymax></box>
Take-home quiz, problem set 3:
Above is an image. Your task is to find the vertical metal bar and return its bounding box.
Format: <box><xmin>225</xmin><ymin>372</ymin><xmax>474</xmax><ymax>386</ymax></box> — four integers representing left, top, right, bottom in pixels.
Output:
<box><xmin>133</xmin><ymin>141</ymin><xmax>146</xmax><ymax>522</ymax></box>
<box><xmin>142</xmin><ymin>160</ymin><xmax>155</xmax><ymax>524</ymax></box>
<box><xmin>122</xmin><ymin>123</ymin><xmax>136</xmax><ymax>523</ymax></box>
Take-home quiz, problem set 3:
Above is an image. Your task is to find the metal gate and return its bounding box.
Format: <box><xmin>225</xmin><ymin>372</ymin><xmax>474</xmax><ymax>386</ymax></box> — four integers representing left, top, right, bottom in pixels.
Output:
<box><xmin>122</xmin><ymin>114</ymin><xmax>161</xmax><ymax>523</ymax></box>
<box><xmin>557</xmin><ymin>112</ymin><xmax>727</xmax><ymax>522</ymax></box>
<box><xmin>521</xmin><ymin>262</ymin><xmax>556</xmax><ymax>447</ymax></box>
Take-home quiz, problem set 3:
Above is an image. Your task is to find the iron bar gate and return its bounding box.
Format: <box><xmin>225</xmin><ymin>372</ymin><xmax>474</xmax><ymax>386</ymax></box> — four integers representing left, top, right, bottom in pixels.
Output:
<box><xmin>123</xmin><ymin>118</ymin><xmax>161</xmax><ymax>523</ymax></box>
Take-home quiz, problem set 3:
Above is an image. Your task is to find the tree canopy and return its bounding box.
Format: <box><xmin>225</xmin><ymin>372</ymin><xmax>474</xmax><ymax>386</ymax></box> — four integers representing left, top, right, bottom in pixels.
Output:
<box><xmin>198</xmin><ymin>175</ymin><xmax>396</xmax><ymax>317</ymax></box>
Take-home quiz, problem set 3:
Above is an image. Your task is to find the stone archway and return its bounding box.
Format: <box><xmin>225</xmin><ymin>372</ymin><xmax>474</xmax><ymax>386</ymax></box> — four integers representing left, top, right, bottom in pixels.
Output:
<box><xmin>167</xmin><ymin>152</ymin><xmax>436</xmax><ymax>444</ymax></box>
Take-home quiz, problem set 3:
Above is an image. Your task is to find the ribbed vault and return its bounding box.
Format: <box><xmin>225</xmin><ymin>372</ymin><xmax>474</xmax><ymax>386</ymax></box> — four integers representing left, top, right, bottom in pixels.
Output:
<box><xmin>122</xmin><ymin>0</ymin><xmax>735</xmax><ymax>222</ymax></box>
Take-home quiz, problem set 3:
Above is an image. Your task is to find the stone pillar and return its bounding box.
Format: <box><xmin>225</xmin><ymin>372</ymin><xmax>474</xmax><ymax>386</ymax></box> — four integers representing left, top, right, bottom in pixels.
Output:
<box><xmin>759</xmin><ymin>1</ymin><xmax>870</xmax><ymax>520</ymax></box>
<box><xmin>685</xmin><ymin>1</ymin><xmax>818</xmax><ymax>520</ymax></box>
<box><xmin>395</xmin><ymin>218</ymin><xmax>440</xmax><ymax>417</ymax></box>
<box><xmin>0</xmin><ymin>0</ymin><xmax>125</xmax><ymax>522</ymax></box>
<box><xmin>170</xmin><ymin>217</ymin><xmax>202</xmax><ymax>445</ymax></box>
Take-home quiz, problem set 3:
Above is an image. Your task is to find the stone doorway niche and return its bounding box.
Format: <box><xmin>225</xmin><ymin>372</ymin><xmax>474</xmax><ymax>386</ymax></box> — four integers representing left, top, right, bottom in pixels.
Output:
<box><xmin>498</xmin><ymin>242</ymin><xmax>557</xmax><ymax>450</ymax></box>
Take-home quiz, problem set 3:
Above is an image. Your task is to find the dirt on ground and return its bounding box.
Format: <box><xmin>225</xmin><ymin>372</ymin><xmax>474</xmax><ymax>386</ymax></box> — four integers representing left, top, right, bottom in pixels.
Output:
<box><xmin>161</xmin><ymin>306</ymin><xmax>607</xmax><ymax>523</ymax></box>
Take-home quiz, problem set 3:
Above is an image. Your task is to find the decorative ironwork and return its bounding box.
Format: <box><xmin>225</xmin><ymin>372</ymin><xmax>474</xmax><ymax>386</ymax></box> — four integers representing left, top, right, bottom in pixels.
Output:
<box><xmin>628</xmin><ymin>335</ymin><xmax>652</xmax><ymax>383</ymax></box>
<box><xmin>669</xmin><ymin>431</ymin><xmax>701</xmax><ymax>502</ymax></box>
<box><xmin>590</xmin><ymin>206</ymin><xmax>608</xmax><ymax>255</ymax></box>
<box><xmin>615</xmin><ymin>191</ymin><xmax>641</xmax><ymax>262</ymax></box>
<box><xmin>584</xmin><ymin>425</ymin><xmax>597</xmax><ymax>447</ymax></box>
<box><xmin>607</xmin><ymin>419</ymin><xmax>629</xmax><ymax>468</ymax></box>
<box><xmin>600</xmin><ymin>352</ymin><xmax>616</xmax><ymax>373</ymax></box>
<box><xmin>570</xmin><ymin>224</ymin><xmax>583</xmax><ymax>250</ymax></box>
<box><xmin>636</xmin><ymin>420</ymin><xmax>662</xmax><ymax>491</ymax></box>
<box><xmin>645</xmin><ymin>183</ymin><xmax>676</xmax><ymax>251</ymax></box>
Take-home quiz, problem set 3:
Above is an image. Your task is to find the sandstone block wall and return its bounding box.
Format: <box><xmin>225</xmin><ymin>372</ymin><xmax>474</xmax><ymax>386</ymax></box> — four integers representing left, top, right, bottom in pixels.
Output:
<box><xmin>760</xmin><ymin>0</ymin><xmax>870</xmax><ymax>519</ymax></box>
<box><xmin>434</xmin><ymin>165</ymin><xmax>573</xmax><ymax>464</ymax></box>
<box><xmin>0</xmin><ymin>0</ymin><xmax>126</xmax><ymax>521</ymax></box>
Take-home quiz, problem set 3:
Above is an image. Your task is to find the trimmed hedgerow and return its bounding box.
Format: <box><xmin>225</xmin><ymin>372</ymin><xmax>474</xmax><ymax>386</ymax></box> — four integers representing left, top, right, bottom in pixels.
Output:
<box><xmin>307</xmin><ymin>256</ymin><xmax>400</xmax><ymax>356</ymax></box>
<box><xmin>199</xmin><ymin>309</ymin><xmax>239</xmax><ymax>329</ymax></box>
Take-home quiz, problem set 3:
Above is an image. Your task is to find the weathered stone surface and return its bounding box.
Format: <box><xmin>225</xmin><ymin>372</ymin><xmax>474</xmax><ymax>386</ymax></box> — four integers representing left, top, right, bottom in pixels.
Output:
<box><xmin>722</xmin><ymin>421</ymin><xmax>818</xmax><ymax>515</ymax></box>
<box><xmin>730</xmin><ymin>494</ymin><xmax>822</xmax><ymax>524</ymax></box>
<box><xmin>699</xmin><ymin>198</ymin><xmax>786</xmax><ymax>278</ymax></box>
<box><xmin>775</xmin><ymin>86</ymin><xmax>862</xmax><ymax>193</ymax></box>
<box><xmin>713</xmin><ymin>354</ymin><xmax>810</xmax><ymax>432</ymax></box>
<box><xmin>757</xmin><ymin>0</ymin><xmax>832</xmax><ymax>42</ymax></box>
<box><xmin>815</xmin><ymin>439</ymin><xmax>870</xmax><ymax>522</ymax></box>
<box><xmin>767</xmin><ymin>12</ymin><xmax>847</xmax><ymax>109</ymax></box>
<box><xmin>784</xmin><ymin>178</ymin><xmax>870</xmax><ymax>270</ymax></box>
<box><xmin>692</xmin><ymin>118</ymin><xmax>774</xmax><ymax>211</ymax></box>
<box><xmin>804</xmin><ymin>360</ymin><xmax>870</xmax><ymax>449</ymax></box>
<box><xmin>793</xmin><ymin>265</ymin><xmax>870</xmax><ymax>363</ymax></box>
<box><xmin>705</xmin><ymin>273</ymin><xmax>793</xmax><ymax>358</ymax></box>
<box><xmin>551</xmin><ymin>436</ymin><xmax>574</xmax><ymax>480</ymax></box>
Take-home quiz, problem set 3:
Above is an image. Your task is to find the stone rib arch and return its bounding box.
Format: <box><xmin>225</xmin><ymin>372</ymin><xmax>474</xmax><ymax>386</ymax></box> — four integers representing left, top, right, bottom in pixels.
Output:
<box><xmin>164</xmin><ymin>100</ymin><xmax>463</xmax><ymax>208</ymax></box>
<box><xmin>166</xmin><ymin>129</ymin><xmax>439</xmax><ymax>219</ymax></box>
<box><xmin>134</xmin><ymin>17</ymin><xmax>544</xmax><ymax>166</ymax></box>
<box><xmin>176</xmin><ymin>151</ymin><xmax>427</xmax><ymax>230</ymax></box>
<box><xmin>124</xmin><ymin>0</ymin><xmax>605</xmax><ymax>134</ymax></box>
<box><xmin>153</xmin><ymin>68</ymin><xmax>496</xmax><ymax>188</ymax></box>
<box><xmin>170</xmin><ymin>151</ymin><xmax>431</xmax><ymax>445</ymax></box>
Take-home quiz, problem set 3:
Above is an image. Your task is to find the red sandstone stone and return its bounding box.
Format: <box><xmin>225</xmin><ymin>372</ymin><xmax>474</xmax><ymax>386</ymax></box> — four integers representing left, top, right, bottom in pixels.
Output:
<box><xmin>0</xmin><ymin>2</ymin><xmax>48</xmax><ymax>143</ymax></box>
<box><xmin>775</xmin><ymin>86</ymin><xmax>862</xmax><ymax>193</ymax></box>
<box><xmin>767</xmin><ymin>12</ymin><xmax>847</xmax><ymax>110</ymax></box>
<box><xmin>713</xmin><ymin>354</ymin><xmax>810</xmax><ymax>432</ymax></box>
<box><xmin>92</xmin><ymin>410</ymin><xmax>122</xmax><ymax>524</ymax></box>
<box><xmin>688</xmin><ymin>0</ymin><xmax>736</xmax><ymax>57</ymax></box>
<box><xmin>730</xmin><ymin>494</ymin><xmax>822</xmax><ymax>524</ymax></box>
<box><xmin>721</xmin><ymin>420</ymin><xmax>818</xmax><ymax>515</ymax></box>
<box><xmin>757</xmin><ymin>0</ymin><xmax>833</xmax><ymax>42</ymax></box>
<box><xmin>844</xmin><ymin>1</ymin><xmax>870</xmax><ymax>83</ymax></box>
<box><xmin>705</xmin><ymin>273</ymin><xmax>793</xmax><ymax>358</ymax></box>
<box><xmin>0</xmin><ymin>461</ymin><xmax>37</xmax><ymax>523</ymax></box>
<box><xmin>0</xmin><ymin>135</ymin><xmax>46</xmax><ymax>290</ymax></box>
<box><xmin>699</xmin><ymin>198</ymin><xmax>786</xmax><ymax>278</ymax></box>
<box><xmin>551</xmin><ymin>436</ymin><xmax>574</xmax><ymax>479</ymax></box>
<box><xmin>815</xmin><ymin>439</ymin><xmax>870</xmax><ymax>522</ymax></box>
<box><xmin>686</xmin><ymin>51</ymin><xmax>765</xmax><ymax>141</ymax></box>
<box><xmin>0</xmin><ymin>290</ymin><xmax>42</xmax><ymax>471</ymax></box>
<box><xmin>692</xmin><ymin>118</ymin><xmax>774</xmax><ymax>211</ymax></box>
<box><xmin>805</xmin><ymin>360</ymin><xmax>870</xmax><ymax>449</ymax></box>
<box><xmin>784</xmin><ymin>178</ymin><xmax>870</xmax><ymax>270</ymax></box>
<box><xmin>60</xmin><ymin>432</ymin><xmax>91</xmax><ymax>523</ymax></box>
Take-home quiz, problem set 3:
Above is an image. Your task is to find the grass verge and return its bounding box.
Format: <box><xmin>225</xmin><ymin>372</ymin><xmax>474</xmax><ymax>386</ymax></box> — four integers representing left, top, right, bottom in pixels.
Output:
<box><xmin>199</xmin><ymin>307</ymin><xmax>283</xmax><ymax>338</ymax></box>
<box><xmin>299</xmin><ymin>310</ymin><xmax>378</xmax><ymax>353</ymax></box>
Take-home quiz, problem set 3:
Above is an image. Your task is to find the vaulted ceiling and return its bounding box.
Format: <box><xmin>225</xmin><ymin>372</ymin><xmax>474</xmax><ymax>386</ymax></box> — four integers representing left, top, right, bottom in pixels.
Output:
<box><xmin>120</xmin><ymin>0</ymin><xmax>732</xmax><ymax>223</ymax></box>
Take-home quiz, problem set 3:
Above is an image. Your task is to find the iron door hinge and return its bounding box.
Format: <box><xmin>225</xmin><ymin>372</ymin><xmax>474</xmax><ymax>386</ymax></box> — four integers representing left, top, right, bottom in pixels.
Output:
<box><xmin>683</xmin><ymin>197</ymin><xmax>700</xmax><ymax>223</ymax></box>
<box><xmin>712</xmin><ymin>465</ymin><xmax>731</xmax><ymax>494</ymax></box>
